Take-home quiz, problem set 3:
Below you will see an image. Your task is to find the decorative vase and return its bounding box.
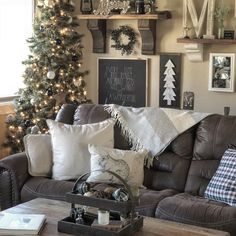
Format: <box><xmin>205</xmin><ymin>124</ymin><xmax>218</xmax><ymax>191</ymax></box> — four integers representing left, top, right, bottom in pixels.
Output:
<box><xmin>218</xmin><ymin>25</ymin><xmax>224</xmax><ymax>39</ymax></box>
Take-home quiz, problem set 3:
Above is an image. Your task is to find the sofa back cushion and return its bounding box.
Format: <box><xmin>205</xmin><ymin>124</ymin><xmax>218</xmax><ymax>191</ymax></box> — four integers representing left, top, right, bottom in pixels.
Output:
<box><xmin>185</xmin><ymin>114</ymin><xmax>236</xmax><ymax>196</ymax></box>
<box><xmin>194</xmin><ymin>114</ymin><xmax>236</xmax><ymax>160</ymax></box>
<box><xmin>144</xmin><ymin>152</ymin><xmax>192</xmax><ymax>192</ymax></box>
<box><xmin>55</xmin><ymin>104</ymin><xmax>77</xmax><ymax>124</ymax></box>
<box><xmin>143</xmin><ymin>126</ymin><xmax>196</xmax><ymax>192</ymax></box>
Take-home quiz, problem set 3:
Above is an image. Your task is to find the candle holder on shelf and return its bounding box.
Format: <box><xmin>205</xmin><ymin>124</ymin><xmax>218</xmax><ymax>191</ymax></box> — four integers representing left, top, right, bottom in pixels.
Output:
<box><xmin>80</xmin><ymin>0</ymin><xmax>93</xmax><ymax>14</ymax></box>
<box><xmin>58</xmin><ymin>170</ymin><xmax>143</xmax><ymax>236</ymax></box>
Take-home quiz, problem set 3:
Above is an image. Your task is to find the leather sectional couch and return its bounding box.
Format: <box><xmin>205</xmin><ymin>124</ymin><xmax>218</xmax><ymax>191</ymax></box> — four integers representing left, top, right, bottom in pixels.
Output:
<box><xmin>1</xmin><ymin>104</ymin><xmax>236</xmax><ymax>235</ymax></box>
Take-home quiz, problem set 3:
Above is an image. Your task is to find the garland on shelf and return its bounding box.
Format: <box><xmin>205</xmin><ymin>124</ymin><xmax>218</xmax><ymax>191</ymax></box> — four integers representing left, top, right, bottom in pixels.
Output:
<box><xmin>111</xmin><ymin>25</ymin><xmax>137</xmax><ymax>55</ymax></box>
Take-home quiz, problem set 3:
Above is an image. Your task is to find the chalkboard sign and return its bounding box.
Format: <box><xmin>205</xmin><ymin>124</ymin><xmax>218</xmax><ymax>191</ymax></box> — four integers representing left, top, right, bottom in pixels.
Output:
<box><xmin>98</xmin><ymin>58</ymin><xmax>147</xmax><ymax>107</ymax></box>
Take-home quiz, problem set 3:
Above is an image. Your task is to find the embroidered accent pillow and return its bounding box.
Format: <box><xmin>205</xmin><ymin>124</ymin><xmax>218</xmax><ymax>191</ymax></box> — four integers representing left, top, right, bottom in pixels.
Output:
<box><xmin>23</xmin><ymin>134</ymin><xmax>52</xmax><ymax>177</ymax></box>
<box><xmin>204</xmin><ymin>148</ymin><xmax>236</xmax><ymax>206</ymax></box>
<box><xmin>46</xmin><ymin>118</ymin><xmax>115</xmax><ymax>180</ymax></box>
<box><xmin>87</xmin><ymin>144</ymin><xmax>148</xmax><ymax>187</ymax></box>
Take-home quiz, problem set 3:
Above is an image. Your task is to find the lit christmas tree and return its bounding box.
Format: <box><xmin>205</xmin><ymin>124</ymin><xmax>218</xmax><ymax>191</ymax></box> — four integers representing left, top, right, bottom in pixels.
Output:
<box><xmin>4</xmin><ymin>0</ymin><xmax>88</xmax><ymax>153</ymax></box>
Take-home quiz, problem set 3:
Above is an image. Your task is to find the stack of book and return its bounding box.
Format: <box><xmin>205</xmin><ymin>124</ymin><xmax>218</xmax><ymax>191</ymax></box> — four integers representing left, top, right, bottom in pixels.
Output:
<box><xmin>0</xmin><ymin>213</ymin><xmax>46</xmax><ymax>235</ymax></box>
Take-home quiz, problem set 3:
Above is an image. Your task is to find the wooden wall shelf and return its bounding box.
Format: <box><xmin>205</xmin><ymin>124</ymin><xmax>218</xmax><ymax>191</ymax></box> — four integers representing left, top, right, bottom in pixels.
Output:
<box><xmin>78</xmin><ymin>12</ymin><xmax>171</xmax><ymax>55</ymax></box>
<box><xmin>78</xmin><ymin>13</ymin><xmax>170</xmax><ymax>20</ymax></box>
<box><xmin>177</xmin><ymin>38</ymin><xmax>236</xmax><ymax>45</ymax></box>
<box><xmin>177</xmin><ymin>38</ymin><xmax>236</xmax><ymax>62</ymax></box>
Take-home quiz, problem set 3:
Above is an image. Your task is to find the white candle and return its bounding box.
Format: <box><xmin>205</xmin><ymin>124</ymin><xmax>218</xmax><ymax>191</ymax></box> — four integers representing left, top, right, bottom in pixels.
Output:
<box><xmin>183</xmin><ymin>0</ymin><xmax>188</xmax><ymax>28</ymax></box>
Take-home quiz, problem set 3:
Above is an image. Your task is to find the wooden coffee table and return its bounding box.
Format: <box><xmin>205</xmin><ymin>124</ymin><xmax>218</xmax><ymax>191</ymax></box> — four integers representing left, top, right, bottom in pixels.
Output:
<box><xmin>2</xmin><ymin>198</ymin><xmax>230</xmax><ymax>236</ymax></box>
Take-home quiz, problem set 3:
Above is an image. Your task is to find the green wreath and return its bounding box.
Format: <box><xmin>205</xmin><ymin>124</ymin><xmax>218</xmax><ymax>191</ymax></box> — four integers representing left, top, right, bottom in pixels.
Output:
<box><xmin>111</xmin><ymin>26</ymin><xmax>137</xmax><ymax>55</ymax></box>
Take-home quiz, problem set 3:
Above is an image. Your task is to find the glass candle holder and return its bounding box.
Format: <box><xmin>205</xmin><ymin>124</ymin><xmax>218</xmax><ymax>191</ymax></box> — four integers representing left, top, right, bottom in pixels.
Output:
<box><xmin>135</xmin><ymin>0</ymin><xmax>145</xmax><ymax>14</ymax></box>
<box><xmin>98</xmin><ymin>209</ymin><xmax>109</xmax><ymax>225</ymax></box>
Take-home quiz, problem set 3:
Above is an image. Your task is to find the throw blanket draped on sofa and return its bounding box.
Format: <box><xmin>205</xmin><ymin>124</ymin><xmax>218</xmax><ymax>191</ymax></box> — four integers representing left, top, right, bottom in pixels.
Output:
<box><xmin>106</xmin><ymin>104</ymin><xmax>210</xmax><ymax>166</ymax></box>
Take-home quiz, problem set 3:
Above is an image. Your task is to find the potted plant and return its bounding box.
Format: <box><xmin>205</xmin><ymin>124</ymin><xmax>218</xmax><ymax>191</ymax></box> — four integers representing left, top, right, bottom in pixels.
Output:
<box><xmin>214</xmin><ymin>5</ymin><xmax>230</xmax><ymax>39</ymax></box>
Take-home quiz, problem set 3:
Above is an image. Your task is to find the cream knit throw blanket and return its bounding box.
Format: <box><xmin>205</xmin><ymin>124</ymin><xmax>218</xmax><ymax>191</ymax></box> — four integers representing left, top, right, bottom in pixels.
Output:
<box><xmin>105</xmin><ymin>104</ymin><xmax>210</xmax><ymax>167</ymax></box>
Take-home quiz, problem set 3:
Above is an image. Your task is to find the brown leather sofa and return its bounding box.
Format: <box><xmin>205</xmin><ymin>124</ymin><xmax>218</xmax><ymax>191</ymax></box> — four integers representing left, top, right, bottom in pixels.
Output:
<box><xmin>1</xmin><ymin>104</ymin><xmax>236</xmax><ymax>235</ymax></box>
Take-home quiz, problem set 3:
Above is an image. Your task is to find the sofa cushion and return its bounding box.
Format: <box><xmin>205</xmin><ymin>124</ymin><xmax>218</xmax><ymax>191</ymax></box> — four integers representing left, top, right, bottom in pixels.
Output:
<box><xmin>194</xmin><ymin>114</ymin><xmax>236</xmax><ymax>160</ymax></box>
<box><xmin>144</xmin><ymin>152</ymin><xmax>191</xmax><ymax>192</ymax></box>
<box><xmin>184</xmin><ymin>160</ymin><xmax>219</xmax><ymax>196</ymax></box>
<box><xmin>170</xmin><ymin>127</ymin><xmax>196</xmax><ymax>158</ymax></box>
<box><xmin>87</xmin><ymin>145</ymin><xmax>148</xmax><ymax>187</ymax></box>
<box><xmin>21</xmin><ymin>177</ymin><xmax>75</xmax><ymax>203</ymax></box>
<box><xmin>23</xmin><ymin>134</ymin><xmax>52</xmax><ymax>177</ymax></box>
<box><xmin>155</xmin><ymin>193</ymin><xmax>236</xmax><ymax>235</ymax></box>
<box><xmin>136</xmin><ymin>189</ymin><xmax>178</xmax><ymax>217</ymax></box>
<box><xmin>204</xmin><ymin>148</ymin><xmax>236</xmax><ymax>206</ymax></box>
<box><xmin>21</xmin><ymin>177</ymin><xmax>177</xmax><ymax>218</ymax></box>
<box><xmin>186</xmin><ymin>115</ymin><xmax>236</xmax><ymax>197</ymax></box>
<box><xmin>55</xmin><ymin>104</ymin><xmax>77</xmax><ymax>124</ymax></box>
<box><xmin>47</xmin><ymin>118</ymin><xmax>115</xmax><ymax>180</ymax></box>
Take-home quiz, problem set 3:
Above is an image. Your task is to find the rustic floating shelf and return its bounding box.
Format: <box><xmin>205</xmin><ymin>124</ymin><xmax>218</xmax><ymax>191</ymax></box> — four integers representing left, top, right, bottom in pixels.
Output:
<box><xmin>78</xmin><ymin>13</ymin><xmax>170</xmax><ymax>20</ymax></box>
<box><xmin>78</xmin><ymin>12</ymin><xmax>171</xmax><ymax>55</ymax></box>
<box><xmin>177</xmin><ymin>38</ymin><xmax>236</xmax><ymax>62</ymax></box>
<box><xmin>177</xmin><ymin>38</ymin><xmax>236</xmax><ymax>45</ymax></box>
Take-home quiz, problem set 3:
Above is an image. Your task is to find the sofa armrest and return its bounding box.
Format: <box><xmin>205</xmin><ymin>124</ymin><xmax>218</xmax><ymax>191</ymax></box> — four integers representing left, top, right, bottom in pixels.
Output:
<box><xmin>0</xmin><ymin>152</ymin><xmax>30</xmax><ymax>209</ymax></box>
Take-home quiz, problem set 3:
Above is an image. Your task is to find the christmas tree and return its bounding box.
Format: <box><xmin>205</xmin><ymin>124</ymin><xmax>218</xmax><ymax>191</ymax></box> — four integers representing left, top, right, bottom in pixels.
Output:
<box><xmin>163</xmin><ymin>59</ymin><xmax>176</xmax><ymax>106</ymax></box>
<box><xmin>4</xmin><ymin>0</ymin><xmax>88</xmax><ymax>153</ymax></box>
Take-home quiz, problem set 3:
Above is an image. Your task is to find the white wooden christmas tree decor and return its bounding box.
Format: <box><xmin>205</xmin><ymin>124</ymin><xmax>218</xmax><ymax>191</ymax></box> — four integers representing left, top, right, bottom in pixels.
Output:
<box><xmin>163</xmin><ymin>59</ymin><xmax>176</xmax><ymax>106</ymax></box>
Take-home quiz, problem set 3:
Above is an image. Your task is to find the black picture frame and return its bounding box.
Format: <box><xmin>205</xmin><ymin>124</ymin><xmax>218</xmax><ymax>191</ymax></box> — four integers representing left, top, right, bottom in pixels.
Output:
<box><xmin>98</xmin><ymin>58</ymin><xmax>148</xmax><ymax>107</ymax></box>
<box><xmin>223</xmin><ymin>30</ymin><xmax>235</xmax><ymax>40</ymax></box>
<box><xmin>159</xmin><ymin>53</ymin><xmax>181</xmax><ymax>108</ymax></box>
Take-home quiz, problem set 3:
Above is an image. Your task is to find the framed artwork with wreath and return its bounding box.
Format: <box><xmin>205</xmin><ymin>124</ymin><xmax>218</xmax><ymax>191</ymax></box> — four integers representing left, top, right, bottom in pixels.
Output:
<box><xmin>111</xmin><ymin>25</ymin><xmax>137</xmax><ymax>55</ymax></box>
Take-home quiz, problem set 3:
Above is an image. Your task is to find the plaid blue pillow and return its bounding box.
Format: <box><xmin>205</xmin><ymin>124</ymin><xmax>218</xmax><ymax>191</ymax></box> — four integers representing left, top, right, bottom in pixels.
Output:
<box><xmin>204</xmin><ymin>149</ymin><xmax>236</xmax><ymax>206</ymax></box>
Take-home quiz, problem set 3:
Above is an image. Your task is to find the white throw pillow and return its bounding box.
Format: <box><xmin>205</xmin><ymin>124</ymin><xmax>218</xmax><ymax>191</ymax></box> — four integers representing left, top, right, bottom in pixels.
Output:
<box><xmin>87</xmin><ymin>144</ymin><xmax>148</xmax><ymax>187</ymax></box>
<box><xmin>46</xmin><ymin>118</ymin><xmax>115</xmax><ymax>180</ymax></box>
<box><xmin>23</xmin><ymin>134</ymin><xmax>52</xmax><ymax>177</ymax></box>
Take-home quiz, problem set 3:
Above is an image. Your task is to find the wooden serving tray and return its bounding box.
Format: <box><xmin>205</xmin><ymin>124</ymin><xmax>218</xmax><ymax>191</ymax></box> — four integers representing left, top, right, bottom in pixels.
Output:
<box><xmin>58</xmin><ymin>215</ymin><xmax>143</xmax><ymax>236</ymax></box>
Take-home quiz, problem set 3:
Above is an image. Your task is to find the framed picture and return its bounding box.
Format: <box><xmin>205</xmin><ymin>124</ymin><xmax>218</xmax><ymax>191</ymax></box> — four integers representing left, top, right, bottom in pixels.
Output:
<box><xmin>159</xmin><ymin>53</ymin><xmax>181</xmax><ymax>108</ymax></box>
<box><xmin>183</xmin><ymin>91</ymin><xmax>194</xmax><ymax>110</ymax></box>
<box><xmin>98</xmin><ymin>58</ymin><xmax>148</xmax><ymax>107</ymax></box>
<box><xmin>224</xmin><ymin>30</ymin><xmax>234</xmax><ymax>40</ymax></box>
<box><xmin>209</xmin><ymin>53</ymin><xmax>235</xmax><ymax>92</ymax></box>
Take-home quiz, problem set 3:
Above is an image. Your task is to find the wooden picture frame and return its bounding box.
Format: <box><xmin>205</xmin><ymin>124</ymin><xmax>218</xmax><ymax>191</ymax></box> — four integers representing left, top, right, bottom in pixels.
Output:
<box><xmin>98</xmin><ymin>58</ymin><xmax>148</xmax><ymax>107</ymax></box>
<box><xmin>209</xmin><ymin>53</ymin><xmax>235</xmax><ymax>92</ymax></box>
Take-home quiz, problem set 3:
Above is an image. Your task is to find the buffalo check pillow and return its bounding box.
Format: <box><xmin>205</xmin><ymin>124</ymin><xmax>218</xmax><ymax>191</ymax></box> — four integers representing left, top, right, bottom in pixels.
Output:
<box><xmin>204</xmin><ymin>148</ymin><xmax>236</xmax><ymax>206</ymax></box>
